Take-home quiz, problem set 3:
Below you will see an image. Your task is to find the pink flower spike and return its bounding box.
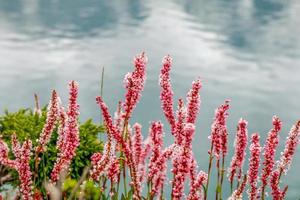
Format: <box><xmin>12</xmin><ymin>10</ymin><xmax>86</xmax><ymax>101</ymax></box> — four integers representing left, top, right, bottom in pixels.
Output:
<box><xmin>209</xmin><ymin>100</ymin><xmax>230</xmax><ymax>159</ymax></box>
<box><xmin>56</xmin><ymin>106</ymin><xmax>68</xmax><ymax>152</ymax></box>
<box><xmin>278</xmin><ymin>120</ymin><xmax>300</xmax><ymax>174</ymax></box>
<box><xmin>228</xmin><ymin>119</ymin><xmax>248</xmax><ymax>183</ymax></box>
<box><xmin>36</xmin><ymin>90</ymin><xmax>60</xmax><ymax>153</ymax></box>
<box><xmin>261</xmin><ymin>116</ymin><xmax>282</xmax><ymax>188</ymax></box>
<box><xmin>132</xmin><ymin>123</ymin><xmax>143</xmax><ymax>164</ymax></box>
<box><xmin>107</xmin><ymin>155</ymin><xmax>120</xmax><ymax>183</ymax></box>
<box><xmin>51</xmin><ymin>81</ymin><xmax>80</xmax><ymax>183</ymax></box>
<box><xmin>11</xmin><ymin>133</ymin><xmax>21</xmax><ymax>159</ymax></box>
<box><xmin>159</xmin><ymin>55</ymin><xmax>176</xmax><ymax>133</ymax></box>
<box><xmin>0</xmin><ymin>139</ymin><xmax>17</xmax><ymax>169</ymax></box>
<box><xmin>123</xmin><ymin>52</ymin><xmax>147</xmax><ymax>120</ymax></box>
<box><xmin>96</xmin><ymin>96</ymin><xmax>130</xmax><ymax>157</ymax></box>
<box><xmin>270</xmin><ymin>170</ymin><xmax>287</xmax><ymax>200</ymax></box>
<box><xmin>247</xmin><ymin>133</ymin><xmax>261</xmax><ymax>200</ymax></box>
<box><xmin>186</xmin><ymin>79</ymin><xmax>202</xmax><ymax>124</ymax></box>
<box><xmin>229</xmin><ymin>175</ymin><xmax>247</xmax><ymax>200</ymax></box>
<box><xmin>187</xmin><ymin>171</ymin><xmax>208</xmax><ymax>200</ymax></box>
<box><xmin>172</xmin><ymin>123</ymin><xmax>195</xmax><ymax>200</ymax></box>
<box><xmin>148</xmin><ymin>121</ymin><xmax>164</xmax><ymax>181</ymax></box>
<box><xmin>17</xmin><ymin>140</ymin><xmax>33</xmax><ymax>200</ymax></box>
<box><xmin>149</xmin><ymin>144</ymin><xmax>175</xmax><ymax>196</ymax></box>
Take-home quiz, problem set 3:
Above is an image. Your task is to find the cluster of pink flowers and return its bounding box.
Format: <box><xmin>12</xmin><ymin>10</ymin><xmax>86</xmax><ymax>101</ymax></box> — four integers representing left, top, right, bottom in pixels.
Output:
<box><xmin>277</xmin><ymin>120</ymin><xmax>300</xmax><ymax>174</ymax></box>
<box><xmin>148</xmin><ymin>144</ymin><xmax>176</xmax><ymax>196</ymax></box>
<box><xmin>228</xmin><ymin>119</ymin><xmax>248</xmax><ymax>183</ymax></box>
<box><xmin>229</xmin><ymin>175</ymin><xmax>247</xmax><ymax>200</ymax></box>
<box><xmin>1</xmin><ymin>53</ymin><xmax>300</xmax><ymax>200</ymax></box>
<box><xmin>51</xmin><ymin>81</ymin><xmax>80</xmax><ymax>183</ymax></box>
<box><xmin>247</xmin><ymin>133</ymin><xmax>261</xmax><ymax>200</ymax></box>
<box><xmin>270</xmin><ymin>170</ymin><xmax>288</xmax><ymax>200</ymax></box>
<box><xmin>172</xmin><ymin>123</ymin><xmax>196</xmax><ymax>200</ymax></box>
<box><xmin>209</xmin><ymin>100</ymin><xmax>230</xmax><ymax>159</ymax></box>
<box><xmin>123</xmin><ymin>52</ymin><xmax>147</xmax><ymax>120</ymax></box>
<box><xmin>186</xmin><ymin>80</ymin><xmax>202</xmax><ymax>124</ymax></box>
<box><xmin>160</xmin><ymin>55</ymin><xmax>176</xmax><ymax>133</ymax></box>
<box><xmin>260</xmin><ymin>116</ymin><xmax>282</xmax><ymax>189</ymax></box>
<box><xmin>15</xmin><ymin>139</ymin><xmax>33</xmax><ymax>200</ymax></box>
<box><xmin>0</xmin><ymin>134</ymin><xmax>33</xmax><ymax>200</ymax></box>
<box><xmin>187</xmin><ymin>170</ymin><xmax>208</xmax><ymax>200</ymax></box>
<box><xmin>0</xmin><ymin>81</ymin><xmax>80</xmax><ymax>199</ymax></box>
<box><xmin>36</xmin><ymin>90</ymin><xmax>60</xmax><ymax>153</ymax></box>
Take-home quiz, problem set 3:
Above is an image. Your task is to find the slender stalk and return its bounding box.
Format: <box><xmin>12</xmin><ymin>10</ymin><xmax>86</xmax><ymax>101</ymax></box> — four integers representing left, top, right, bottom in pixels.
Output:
<box><xmin>147</xmin><ymin>181</ymin><xmax>151</xmax><ymax>200</ymax></box>
<box><xmin>261</xmin><ymin>186</ymin><xmax>265</xmax><ymax>200</ymax></box>
<box><xmin>122</xmin><ymin>161</ymin><xmax>127</xmax><ymax>195</ymax></box>
<box><xmin>100</xmin><ymin>67</ymin><xmax>105</xmax><ymax>98</ymax></box>
<box><xmin>230</xmin><ymin>181</ymin><xmax>233</xmax><ymax>194</ymax></box>
<box><xmin>204</xmin><ymin>142</ymin><xmax>214</xmax><ymax>200</ymax></box>
<box><xmin>215</xmin><ymin>159</ymin><xmax>220</xmax><ymax>200</ymax></box>
<box><xmin>219</xmin><ymin>155</ymin><xmax>226</xmax><ymax>200</ymax></box>
<box><xmin>160</xmin><ymin>187</ymin><xmax>164</xmax><ymax>200</ymax></box>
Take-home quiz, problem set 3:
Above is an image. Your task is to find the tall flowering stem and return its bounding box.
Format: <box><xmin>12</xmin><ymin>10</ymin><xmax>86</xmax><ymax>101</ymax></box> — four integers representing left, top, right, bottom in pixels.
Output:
<box><xmin>123</xmin><ymin>52</ymin><xmax>147</xmax><ymax>121</ymax></box>
<box><xmin>159</xmin><ymin>55</ymin><xmax>176</xmax><ymax>133</ymax></box>
<box><xmin>51</xmin><ymin>81</ymin><xmax>80</xmax><ymax>183</ymax></box>
<box><xmin>34</xmin><ymin>90</ymin><xmax>60</xmax><ymax>183</ymax></box>
<box><xmin>148</xmin><ymin>121</ymin><xmax>164</xmax><ymax>179</ymax></box>
<box><xmin>0</xmin><ymin>139</ymin><xmax>17</xmax><ymax>169</ymax></box>
<box><xmin>148</xmin><ymin>144</ymin><xmax>175</xmax><ymax>199</ymax></box>
<box><xmin>228</xmin><ymin>175</ymin><xmax>247</xmax><ymax>200</ymax></box>
<box><xmin>247</xmin><ymin>133</ymin><xmax>261</xmax><ymax>200</ymax></box>
<box><xmin>270</xmin><ymin>170</ymin><xmax>288</xmax><ymax>200</ymax></box>
<box><xmin>96</xmin><ymin>96</ymin><xmax>142</xmax><ymax>199</ymax></box>
<box><xmin>36</xmin><ymin>90</ymin><xmax>60</xmax><ymax>153</ymax></box>
<box><xmin>0</xmin><ymin>135</ymin><xmax>33</xmax><ymax>200</ymax></box>
<box><xmin>260</xmin><ymin>116</ymin><xmax>282</xmax><ymax>199</ymax></box>
<box><xmin>171</xmin><ymin>123</ymin><xmax>195</xmax><ymax>200</ymax></box>
<box><xmin>277</xmin><ymin>120</ymin><xmax>300</xmax><ymax>176</ymax></box>
<box><xmin>205</xmin><ymin>100</ymin><xmax>230</xmax><ymax>200</ymax></box>
<box><xmin>17</xmin><ymin>139</ymin><xmax>33</xmax><ymax>200</ymax></box>
<box><xmin>228</xmin><ymin>119</ymin><xmax>248</xmax><ymax>192</ymax></box>
<box><xmin>187</xmin><ymin>170</ymin><xmax>208</xmax><ymax>200</ymax></box>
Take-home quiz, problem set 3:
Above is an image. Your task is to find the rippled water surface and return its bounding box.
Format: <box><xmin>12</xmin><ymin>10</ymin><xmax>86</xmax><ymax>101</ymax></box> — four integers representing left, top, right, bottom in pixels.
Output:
<box><xmin>1</xmin><ymin>0</ymin><xmax>300</xmax><ymax>198</ymax></box>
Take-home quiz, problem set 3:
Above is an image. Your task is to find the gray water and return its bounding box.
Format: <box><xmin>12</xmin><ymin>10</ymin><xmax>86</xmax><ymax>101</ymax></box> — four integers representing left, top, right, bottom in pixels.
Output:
<box><xmin>0</xmin><ymin>0</ymin><xmax>300</xmax><ymax>199</ymax></box>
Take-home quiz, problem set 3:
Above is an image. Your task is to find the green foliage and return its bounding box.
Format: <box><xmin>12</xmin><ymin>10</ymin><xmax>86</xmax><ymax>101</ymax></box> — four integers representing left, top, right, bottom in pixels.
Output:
<box><xmin>63</xmin><ymin>178</ymin><xmax>101</xmax><ymax>199</ymax></box>
<box><xmin>0</xmin><ymin>107</ymin><xmax>104</xmax><ymax>189</ymax></box>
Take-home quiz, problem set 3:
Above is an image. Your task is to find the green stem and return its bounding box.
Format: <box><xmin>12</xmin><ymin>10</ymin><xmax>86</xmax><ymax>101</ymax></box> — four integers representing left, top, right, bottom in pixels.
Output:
<box><xmin>215</xmin><ymin>159</ymin><xmax>220</xmax><ymax>200</ymax></box>
<box><xmin>204</xmin><ymin>142</ymin><xmax>214</xmax><ymax>200</ymax></box>
<box><xmin>219</xmin><ymin>155</ymin><xmax>226</xmax><ymax>200</ymax></box>
<box><xmin>230</xmin><ymin>181</ymin><xmax>233</xmax><ymax>194</ymax></box>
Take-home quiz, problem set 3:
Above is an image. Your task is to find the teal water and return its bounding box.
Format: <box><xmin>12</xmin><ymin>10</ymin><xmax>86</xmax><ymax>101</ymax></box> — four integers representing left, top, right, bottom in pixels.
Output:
<box><xmin>0</xmin><ymin>0</ymin><xmax>300</xmax><ymax>199</ymax></box>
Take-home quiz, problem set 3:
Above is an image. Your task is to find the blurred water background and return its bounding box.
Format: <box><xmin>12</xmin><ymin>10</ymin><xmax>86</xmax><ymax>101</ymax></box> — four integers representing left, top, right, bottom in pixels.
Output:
<box><xmin>0</xmin><ymin>0</ymin><xmax>300</xmax><ymax>199</ymax></box>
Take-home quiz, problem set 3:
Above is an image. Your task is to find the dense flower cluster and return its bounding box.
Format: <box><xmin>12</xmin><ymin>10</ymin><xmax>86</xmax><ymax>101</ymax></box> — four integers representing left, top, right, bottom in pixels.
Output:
<box><xmin>51</xmin><ymin>81</ymin><xmax>80</xmax><ymax>183</ymax></box>
<box><xmin>228</xmin><ymin>119</ymin><xmax>248</xmax><ymax>183</ymax></box>
<box><xmin>260</xmin><ymin>116</ymin><xmax>282</xmax><ymax>189</ymax></box>
<box><xmin>277</xmin><ymin>120</ymin><xmax>300</xmax><ymax>174</ymax></box>
<box><xmin>160</xmin><ymin>55</ymin><xmax>176</xmax><ymax>133</ymax></box>
<box><xmin>0</xmin><ymin>81</ymin><xmax>80</xmax><ymax>199</ymax></box>
<box><xmin>209</xmin><ymin>100</ymin><xmax>230</xmax><ymax>159</ymax></box>
<box><xmin>36</xmin><ymin>90</ymin><xmax>60</xmax><ymax>153</ymax></box>
<box><xmin>247</xmin><ymin>133</ymin><xmax>261</xmax><ymax>200</ymax></box>
<box><xmin>0</xmin><ymin>135</ymin><xmax>33</xmax><ymax>199</ymax></box>
<box><xmin>172</xmin><ymin>123</ymin><xmax>196</xmax><ymax>200</ymax></box>
<box><xmin>270</xmin><ymin>170</ymin><xmax>288</xmax><ymax>200</ymax></box>
<box><xmin>123</xmin><ymin>52</ymin><xmax>147</xmax><ymax>120</ymax></box>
